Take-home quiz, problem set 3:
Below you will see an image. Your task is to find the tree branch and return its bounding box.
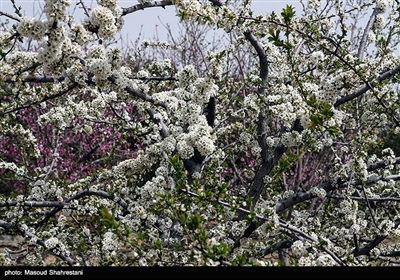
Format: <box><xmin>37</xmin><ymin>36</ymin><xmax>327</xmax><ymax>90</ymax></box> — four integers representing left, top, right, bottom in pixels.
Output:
<box><xmin>0</xmin><ymin>219</ymin><xmax>76</xmax><ymax>266</ymax></box>
<box><xmin>0</xmin><ymin>11</ymin><xmax>20</xmax><ymax>22</ymax></box>
<box><xmin>121</xmin><ymin>0</ymin><xmax>173</xmax><ymax>16</ymax></box>
<box><xmin>334</xmin><ymin>64</ymin><xmax>400</xmax><ymax>107</ymax></box>
<box><xmin>276</xmin><ymin>173</ymin><xmax>400</xmax><ymax>214</ymax></box>
<box><xmin>243</xmin><ymin>30</ymin><xmax>269</xmax><ymax>95</ymax></box>
<box><xmin>357</xmin><ymin>6</ymin><xmax>380</xmax><ymax>61</ymax></box>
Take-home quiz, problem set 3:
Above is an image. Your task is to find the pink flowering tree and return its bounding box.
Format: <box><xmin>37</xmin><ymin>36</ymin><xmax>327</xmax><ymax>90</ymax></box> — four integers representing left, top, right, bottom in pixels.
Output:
<box><xmin>1</xmin><ymin>0</ymin><xmax>400</xmax><ymax>266</ymax></box>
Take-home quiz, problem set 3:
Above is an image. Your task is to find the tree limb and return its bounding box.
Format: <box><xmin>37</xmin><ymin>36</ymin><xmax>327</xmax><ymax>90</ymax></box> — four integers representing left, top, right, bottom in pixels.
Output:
<box><xmin>121</xmin><ymin>0</ymin><xmax>173</xmax><ymax>16</ymax></box>
<box><xmin>357</xmin><ymin>6</ymin><xmax>380</xmax><ymax>61</ymax></box>
<box><xmin>335</xmin><ymin>64</ymin><xmax>400</xmax><ymax>107</ymax></box>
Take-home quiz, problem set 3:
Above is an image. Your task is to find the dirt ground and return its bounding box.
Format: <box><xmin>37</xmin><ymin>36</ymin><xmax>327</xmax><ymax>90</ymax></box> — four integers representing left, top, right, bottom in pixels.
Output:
<box><xmin>0</xmin><ymin>235</ymin><xmax>57</xmax><ymax>266</ymax></box>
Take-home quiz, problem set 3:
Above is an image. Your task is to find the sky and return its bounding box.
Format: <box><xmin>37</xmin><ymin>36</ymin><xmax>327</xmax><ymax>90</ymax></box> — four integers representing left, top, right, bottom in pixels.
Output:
<box><xmin>2</xmin><ymin>1</ymin><xmax>391</xmax><ymax>57</ymax></box>
<box><xmin>0</xmin><ymin>0</ymin><xmax>304</xmax><ymax>43</ymax></box>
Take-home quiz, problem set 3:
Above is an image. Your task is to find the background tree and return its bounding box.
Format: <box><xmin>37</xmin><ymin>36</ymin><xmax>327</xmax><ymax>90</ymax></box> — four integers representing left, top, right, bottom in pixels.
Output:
<box><xmin>0</xmin><ymin>0</ymin><xmax>400</xmax><ymax>266</ymax></box>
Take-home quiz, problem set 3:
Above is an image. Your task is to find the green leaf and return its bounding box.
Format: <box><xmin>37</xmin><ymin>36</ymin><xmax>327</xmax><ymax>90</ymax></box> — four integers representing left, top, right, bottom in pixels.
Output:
<box><xmin>308</xmin><ymin>94</ymin><xmax>317</xmax><ymax>106</ymax></box>
<box><xmin>99</xmin><ymin>206</ymin><xmax>119</xmax><ymax>229</ymax></box>
<box><xmin>216</xmin><ymin>50</ymin><xmax>226</xmax><ymax>60</ymax></box>
<box><xmin>327</xmin><ymin>126</ymin><xmax>340</xmax><ymax>136</ymax></box>
<box><xmin>281</xmin><ymin>5</ymin><xmax>296</xmax><ymax>23</ymax></box>
<box><xmin>320</xmin><ymin>102</ymin><xmax>333</xmax><ymax>118</ymax></box>
<box><xmin>267</xmin><ymin>29</ymin><xmax>284</xmax><ymax>47</ymax></box>
<box><xmin>187</xmin><ymin>215</ymin><xmax>202</xmax><ymax>230</ymax></box>
<box><xmin>310</xmin><ymin>114</ymin><xmax>322</xmax><ymax>126</ymax></box>
<box><xmin>100</xmin><ymin>206</ymin><xmax>112</xmax><ymax>220</ymax></box>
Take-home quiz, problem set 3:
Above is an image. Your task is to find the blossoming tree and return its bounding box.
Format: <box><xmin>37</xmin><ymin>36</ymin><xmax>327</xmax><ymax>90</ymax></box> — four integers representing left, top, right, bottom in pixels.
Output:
<box><xmin>1</xmin><ymin>0</ymin><xmax>400</xmax><ymax>266</ymax></box>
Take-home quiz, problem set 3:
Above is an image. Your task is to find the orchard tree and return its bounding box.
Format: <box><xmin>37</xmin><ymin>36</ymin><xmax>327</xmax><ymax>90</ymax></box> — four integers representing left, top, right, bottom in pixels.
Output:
<box><xmin>0</xmin><ymin>0</ymin><xmax>400</xmax><ymax>266</ymax></box>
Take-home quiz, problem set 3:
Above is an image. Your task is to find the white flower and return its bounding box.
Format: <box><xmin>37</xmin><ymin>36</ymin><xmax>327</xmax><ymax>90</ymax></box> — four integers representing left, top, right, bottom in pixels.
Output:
<box><xmin>98</xmin><ymin>0</ymin><xmax>119</xmax><ymax>9</ymax></box>
<box><xmin>45</xmin><ymin>237</ymin><xmax>59</xmax><ymax>249</ymax></box>
<box><xmin>196</xmin><ymin>136</ymin><xmax>215</xmax><ymax>157</ymax></box>
<box><xmin>367</xmin><ymin>31</ymin><xmax>376</xmax><ymax>43</ymax></box>
<box><xmin>87</xmin><ymin>45</ymin><xmax>107</xmax><ymax>59</ymax></box>
<box><xmin>90</xmin><ymin>6</ymin><xmax>118</xmax><ymax>39</ymax></box>
<box><xmin>177</xmin><ymin>139</ymin><xmax>194</xmax><ymax>159</ymax></box>
<box><xmin>176</xmin><ymin>0</ymin><xmax>201</xmax><ymax>20</ymax></box>
<box><xmin>137</xmin><ymin>70</ymin><xmax>150</xmax><ymax>78</ymax></box>
<box><xmin>17</xmin><ymin>17</ymin><xmax>46</xmax><ymax>40</ymax></box>
<box><xmin>309</xmin><ymin>51</ymin><xmax>324</xmax><ymax>65</ymax></box>
<box><xmin>315</xmin><ymin>254</ymin><xmax>335</xmax><ymax>266</ymax></box>
<box><xmin>370</xmin><ymin>248</ymin><xmax>381</xmax><ymax>258</ymax></box>
<box><xmin>239</xmin><ymin>132</ymin><xmax>252</xmax><ymax>145</ymax></box>
<box><xmin>69</xmin><ymin>24</ymin><xmax>94</xmax><ymax>45</ymax></box>
<box><xmin>308</xmin><ymin>0</ymin><xmax>321</xmax><ymax>9</ymax></box>
<box><xmin>102</xmin><ymin>231</ymin><xmax>118</xmax><ymax>252</ymax></box>
<box><xmin>89</xmin><ymin>59</ymin><xmax>112</xmax><ymax>80</ymax></box>
<box><xmin>44</xmin><ymin>0</ymin><xmax>71</xmax><ymax>22</ymax></box>
<box><xmin>291</xmin><ymin>240</ymin><xmax>307</xmax><ymax>257</ymax></box>
<box><xmin>310</xmin><ymin>187</ymin><xmax>326</xmax><ymax>198</ymax></box>
<box><xmin>178</xmin><ymin>65</ymin><xmax>198</xmax><ymax>89</ymax></box>
<box><xmin>281</xmin><ymin>131</ymin><xmax>302</xmax><ymax>147</ymax></box>
<box><xmin>374</xmin><ymin>0</ymin><xmax>393</xmax><ymax>13</ymax></box>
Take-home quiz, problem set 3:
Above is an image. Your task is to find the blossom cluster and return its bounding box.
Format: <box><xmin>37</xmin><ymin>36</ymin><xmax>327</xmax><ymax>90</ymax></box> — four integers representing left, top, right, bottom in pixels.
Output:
<box><xmin>44</xmin><ymin>0</ymin><xmax>71</xmax><ymax>22</ymax></box>
<box><xmin>89</xmin><ymin>4</ymin><xmax>123</xmax><ymax>40</ymax></box>
<box><xmin>16</xmin><ymin>18</ymin><xmax>47</xmax><ymax>40</ymax></box>
<box><xmin>1</xmin><ymin>0</ymin><xmax>400</xmax><ymax>268</ymax></box>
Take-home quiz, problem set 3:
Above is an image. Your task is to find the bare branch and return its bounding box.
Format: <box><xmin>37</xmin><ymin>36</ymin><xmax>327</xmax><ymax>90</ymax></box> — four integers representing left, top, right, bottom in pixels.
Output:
<box><xmin>0</xmin><ymin>82</ymin><xmax>78</xmax><ymax>116</ymax></box>
<box><xmin>0</xmin><ymin>11</ymin><xmax>20</xmax><ymax>22</ymax></box>
<box><xmin>357</xmin><ymin>6</ymin><xmax>380</xmax><ymax>61</ymax></box>
<box><xmin>243</xmin><ymin>30</ymin><xmax>268</xmax><ymax>95</ymax></box>
<box><xmin>276</xmin><ymin>173</ymin><xmax>400</xmax><ymax>214</ymax></box>
<box><xmin>121</xmin><ymin>0</ymin><xmax>173</xmax><ymax>16</ymax></box>
<box><xmin>0</xmin><ymin>219</ymin><xmax>76</xmax><ymax>266</ymax></box>
<box><xmin>335</xmin><ymin>64</ymin><xmax>400</xmax><ymax>107</ymax></box>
